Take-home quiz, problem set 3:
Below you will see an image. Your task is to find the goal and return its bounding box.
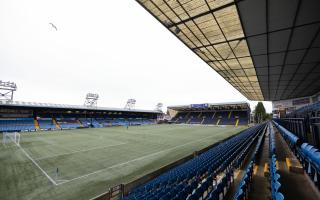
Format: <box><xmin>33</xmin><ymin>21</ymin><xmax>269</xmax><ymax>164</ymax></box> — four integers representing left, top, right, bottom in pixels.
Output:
<box><xmin>3</xmin><ymin>132</ymin><xmax>20</xmax><ymax>146</ymax></box>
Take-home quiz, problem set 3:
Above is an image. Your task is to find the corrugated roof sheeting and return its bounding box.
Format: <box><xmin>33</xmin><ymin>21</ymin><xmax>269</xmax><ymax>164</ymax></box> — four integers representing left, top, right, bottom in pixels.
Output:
<box><xmin>0</xmin><ymin>100</ymin><xmax>161</xmax><ymax>113</ymax></box>
<box><xmin>137</xmin><ymin>0</ymin><xmax>264</xmax><ymax>100</ymax></box>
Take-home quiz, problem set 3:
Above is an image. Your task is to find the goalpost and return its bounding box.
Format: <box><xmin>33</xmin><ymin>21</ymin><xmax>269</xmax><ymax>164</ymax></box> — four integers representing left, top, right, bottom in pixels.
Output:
<box><xmin>3</xmin><ymin>132</ymin><xmax>20</xmax><ymax>146</ymax></box>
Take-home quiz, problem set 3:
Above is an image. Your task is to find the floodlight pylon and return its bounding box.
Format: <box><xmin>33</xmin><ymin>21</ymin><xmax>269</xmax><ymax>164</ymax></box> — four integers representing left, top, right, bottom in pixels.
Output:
<box><xmin>84</xmin><ymin>93</ymin><xmax>99</xmax><ymax>108</ymax></box>
<box><xmin>124</xmin><ymin>99</ymin><xmax>136</xmax><ymax>110</ymax></box>
<box><xmin>155</xmin><ymin>103</ymin><xmax>163</xmax><ymax>111</ymax></box>
<box><xmin>0</xmin><ymin>80</ymin><xmax>17</xmax><ymax>101</ymax></box>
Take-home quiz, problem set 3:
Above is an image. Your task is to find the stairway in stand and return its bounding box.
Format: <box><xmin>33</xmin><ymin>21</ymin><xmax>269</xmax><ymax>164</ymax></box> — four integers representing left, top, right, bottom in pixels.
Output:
<box><xmin>235</xmin><ymin>119</ymin><xmax>239</xmax><ymax>126</ymax></box>
<box><xmin>53</xmin><ymin>118</ymin><xmax>61</xmax><ymax>129</ymax></box>
<box><xmin>34</xmin><ymin>119</ymin><xmax>40</xmax><ymax>130</ymax></box>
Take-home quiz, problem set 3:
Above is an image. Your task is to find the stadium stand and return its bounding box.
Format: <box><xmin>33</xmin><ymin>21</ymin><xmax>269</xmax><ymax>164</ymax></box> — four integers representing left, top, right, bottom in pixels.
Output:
<box><xmin>78</xmin><ymin>118</ymin><xmax>92</xmax><ymax>128</ymax></box>
<box><xmin>189</xmin><ymin>112</ymin><xmax>202</xmax><ymax>124</ymax></box>
<box><xmin>38</xmin><ymin>118</ymin><xmax>56</xmax><ymax>130</ymax></box>
<box><xmin>273</xmin><ymin>120</ymin><xmax>320</xmax><ymax>191</ymax></box>
<box><xmin>122</xmin><ymin>124</ymin><xmax>265</xmax><ymax>200</ymax></box>
<box><xmin>90</xmin><ymin>118</ymin><xmax>104</xmax><ymax>128</ymax></box>
<box><xmin>172</xmin><ymin>111</ymin><xmax>246</xmax><ymax>126</ymax></box>
<box><xmin>55</xmin><ymin>118</ymin><xmax>81</xmax><ymax>129</ymax></box>
<box><xmin>0</xmin><ymin>101</ymin><xmax>159</xmax><ymax>133</ymax></box>
<box><xmin>300</xmin><ymin>143</ymin><xmax>320</xmax><ymax>188</ymax></box>
<box><xmin>201</xmin><ymin>112</ymin><xmax>216</xmax><ymax>125</ymax></box>
<box><xmin>116</xmin><ymin>118</ymin><xmax>318</xmax><ymax>200</ymax></box>
<box><xmin>95</xmin><ymin>118</ymin><xmax>112</xmax><ymax>127</ymax></box>
<box><xmin>134</xmin><ymin>0</ymin><xmax>320</xmax><ymax>197</ymax></box>
<box><xmin>95</xmin><ymin>118</ymin><xmax>155</xmax><ymax>127</ymax></box>
<box><xmin>277</xmin><ymin>101</ymin><xmax>320</xmax><ymax>149</ymax></box>
<box><xmin>237</xmin><ymin>112</ymin><xmax>249</xmax><ymax>126</ymax></box>
<box><xmin>169</xmin><ymin>103</ymin><xmax>249</xmax><ymax>126</ymax></box>
<box><xmin>0</xmin><ymin>118</ymin><xmax>35</xmax><ymax>132</ymax></box>
<box><xmin>233</xmin><ymin>124</ymin><xmax>264</xmax><ymax>200</ymax></box>
<box><xmin>287</xmin><ymin>101</ymin><xmax>320</xmax><ymax>117</ymax></box>
<box><xmin>174</xmin><ymin>112</ymin><xmax>189</xmax><ymax>124</ymax></box>
<box><xmin>218</xmin><ymin>111</ymin><xmax>234</xmax><ymax>126</ymax></box>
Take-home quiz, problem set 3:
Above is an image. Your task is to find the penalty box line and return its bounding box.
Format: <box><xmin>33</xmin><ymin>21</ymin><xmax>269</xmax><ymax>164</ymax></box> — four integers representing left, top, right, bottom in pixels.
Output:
<box><xmin>57</xmin><ymin>128</ymin><xmax>234</xmax><ymax>185</ymax></box>
<box><xmin>15</xmin><ymin>142</ymin><xmax>58</xmax><ymax>185</ymax></box>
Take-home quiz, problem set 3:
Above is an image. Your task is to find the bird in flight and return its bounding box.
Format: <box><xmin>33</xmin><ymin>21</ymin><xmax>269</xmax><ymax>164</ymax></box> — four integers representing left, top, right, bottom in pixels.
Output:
<box><xmin>49</xmin><ymin>23</ymin><xmax>58</xmax><ymax>31</ymax></box>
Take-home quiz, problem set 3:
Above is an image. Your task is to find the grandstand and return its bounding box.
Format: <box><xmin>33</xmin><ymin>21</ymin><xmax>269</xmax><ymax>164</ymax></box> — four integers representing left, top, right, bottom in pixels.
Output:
<box><xmin>1</xmin><ymin>0</ymin><xmax>320</xmax><ymax>200</ymax></box>
<box><xmin>168</xmin><ymin>102</ymin><xmax>250</xmax><ymax>126</ymax></box>
<box><xmin>121</xmin><ymin>0</ymin><xmax>320</xmax><ymax>200</ymax></box>
<box><xmin>0</xmin><ymin>100</ymin><xmax>159</xmax><ymax>132</ymax></box>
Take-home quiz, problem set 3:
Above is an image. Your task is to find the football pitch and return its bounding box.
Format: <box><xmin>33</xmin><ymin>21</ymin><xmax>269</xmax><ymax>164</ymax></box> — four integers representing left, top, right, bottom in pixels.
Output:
<box><xmin>0</xmin><ymin>124</ymin><xmax>246</xmax><ymax>200</ymax></box>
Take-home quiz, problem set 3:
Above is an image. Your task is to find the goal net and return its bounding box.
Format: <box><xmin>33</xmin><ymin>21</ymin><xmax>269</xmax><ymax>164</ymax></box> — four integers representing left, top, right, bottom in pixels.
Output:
<box><xmin>3</xmin><ymin>132</ymin><xmax>20</xmax><ymax>146</ymax></box>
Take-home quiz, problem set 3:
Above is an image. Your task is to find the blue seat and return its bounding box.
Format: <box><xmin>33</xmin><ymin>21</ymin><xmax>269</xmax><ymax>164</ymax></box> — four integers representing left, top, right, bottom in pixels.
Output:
<box><xmin>273</xmin><ymin>181</ymin><xmax>281</xmax><ymax>194</ymax></box>
<box><xmin>275</xmin><ymin>192</ymin><xmax>285</xmax><ymax>200</ymax></box>
<box><xmin>235</xmin><ymin>189</ymin><xmax>244</xmax><ymax>200</ymax></box>
<box><xmin>122</xmin><ymin>124</ymin><xmax>266</xmax><ymax>200</ymax></box>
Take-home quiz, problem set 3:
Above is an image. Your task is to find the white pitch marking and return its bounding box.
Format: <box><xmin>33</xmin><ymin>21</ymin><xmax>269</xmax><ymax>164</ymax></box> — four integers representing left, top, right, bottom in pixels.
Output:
<box><xmin>57</xmin><ymin>129</ymin><xmax>233</xmax><ymax>185</ymax></box>
<box><xmin>56</xmin><ymin>179</ymin><xmax>69</xmax><ymax>184</ymax></box>
<box><xmin>35</xmin><ymin>142</ymin><xmax>127</xmax><ymax>161</ymax></box>
<box><xmin>14</xmin><ymin>141</ymin><xmax>57</xmax><ymax>185</ymax></box>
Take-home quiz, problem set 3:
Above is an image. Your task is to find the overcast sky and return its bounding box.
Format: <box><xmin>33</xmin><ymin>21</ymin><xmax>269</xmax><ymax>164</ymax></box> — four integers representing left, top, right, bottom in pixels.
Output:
<box><xmin>0</xmin><ymin>0</ymin><xmax>272</xmax><ymax>112</ymax></box>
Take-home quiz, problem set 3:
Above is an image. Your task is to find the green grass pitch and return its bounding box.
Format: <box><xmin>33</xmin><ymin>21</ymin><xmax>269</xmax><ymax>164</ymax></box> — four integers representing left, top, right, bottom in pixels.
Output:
<box><xmin>0</xmin><ymin>124</ymin><xmax>247</xmax><ymax>200</ymax></box>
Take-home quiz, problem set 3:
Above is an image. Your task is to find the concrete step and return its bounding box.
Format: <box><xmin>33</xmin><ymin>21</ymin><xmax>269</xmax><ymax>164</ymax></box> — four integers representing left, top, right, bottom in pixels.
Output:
<box><xmin>286</xmin><ymin>157</ymin><xmax>304</xmax><ymax>174</ymax></box>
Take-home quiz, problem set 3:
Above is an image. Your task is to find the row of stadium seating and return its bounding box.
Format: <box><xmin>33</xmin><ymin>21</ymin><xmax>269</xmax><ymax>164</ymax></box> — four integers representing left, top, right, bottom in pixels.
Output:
<box><xmin>237</xmin><ymin>112</ymin><xmax>249</xmax><ymax>125</ymax></box>
<box><xmin>299</xmin><ymin>143</ymin><xmax>320</xmax><ymax>190</ymax></box>
<box><xmin>273</xmin><ymin>120</ymin><xmax>320</xmax><ymax>191</ymax></box>
<box><xmin>300</xmin><ymin>143</ymin><xmax>320</xmax><ymax>172</ymax></box>
<box><xmin>269</xmin><ymin>124</ymin><xmax>284</xmax><ymax>200</ymax></box>
<box><xmin>233</xmin><ymin>161</ymin><xmax>254</xmax><ymax>200</ymax></box>
<box><xmin>270</xmin><ymin>154</ymin><xmax>283</xmax><ymax>200</ymax></box>
<box><xmin>56</xmin><ymin>118</ymin><xmax>82</xmax><ymax>129</ymax></box>
<box><xmin>94</xmin><ymin>118</ymin><xmax>154</xmax><ymax>127</ymax></box>
<box><xmin>0</xmin><ymin>117</ymin><xmax>156</xmax><ymax>132</ymax></box>
<box><xmin>38</xmin><ymin>118</ymin><xmax>56</xmax><ymax>129</ymax></box>
<box><xmin>0</xmin><ymin>118</ymin><xmax>35</xmax><ymax>132</ymax></box>
<box><xmin>290</xmin><ymin>101</ymin><xmax>320</xmax><ymax>116</ymax></box>
<box><xmin>122</xmin><ymin>124</ymin><xmax>265</xmax><ymax>200</ymax></box>
<box><xmin>92</xmin><ymin>119</ymin><xmax>103</xmax><ymax>128</ymax></box>
<box><xmin>172</xmin><ymin>111</ymin><xmax>248</xmax><ymax>126</ymax></box>
<box><xmin>233</xmin><ymin>123</ymin><xmax>265</xmax><ymax>200</ymax></box>
<box><xmin>281</xmin><ymin>100</ymin><xmax>320</xmax><ymax>148</ymax></box>
<box><xmin>78</xmin><ymin>118</ymin><xmax>92</xmax><ymax>128</ymax></box>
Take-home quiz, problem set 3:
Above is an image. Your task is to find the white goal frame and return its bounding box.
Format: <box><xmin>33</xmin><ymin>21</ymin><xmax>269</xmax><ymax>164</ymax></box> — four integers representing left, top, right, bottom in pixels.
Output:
<box><xmin>3</xmin><ymin>132</ymin><xmax>20</xmax><ymax>146</ymax></box>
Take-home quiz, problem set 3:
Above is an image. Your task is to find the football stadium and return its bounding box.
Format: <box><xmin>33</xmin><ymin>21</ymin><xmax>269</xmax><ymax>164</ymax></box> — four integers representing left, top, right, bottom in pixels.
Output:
<box><xmin>1</xmin><ymin>0</ymin><xmax>320</xmax><ymax>200</ymax></box>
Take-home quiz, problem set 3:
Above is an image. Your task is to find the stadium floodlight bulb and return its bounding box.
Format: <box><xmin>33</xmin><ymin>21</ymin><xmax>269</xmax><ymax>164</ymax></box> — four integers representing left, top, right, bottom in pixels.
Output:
<box><xmin>175</xmin><ymin>27</ymin><xmax>181</xmax><ymax>34</ymax></box>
